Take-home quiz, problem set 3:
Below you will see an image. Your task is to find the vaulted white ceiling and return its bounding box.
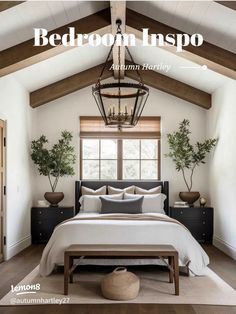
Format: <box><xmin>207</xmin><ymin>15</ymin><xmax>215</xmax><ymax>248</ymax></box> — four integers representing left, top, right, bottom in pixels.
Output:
<box><xmin>0</xmin><ymin>1</ymin><xmax>234</xmax><ymax>96</ymax></box>
<box><xmin>127</xmin><ymin>1</ymin><xmax>236</xmax><ymax>53</ymax></box>
<box><xmin>0</xmin><ymin>1</ymin><xmax>109</xmax><ymax>51</ymax></box>
<box><xmin>1</xmin><ymin>1</ymin><xmax>235</xmax><ymax>53</ymax></box>
<box><xmin>13</xmin><ymin>44</ymin><xmax>110</xmax><ymax>91</ymax></box>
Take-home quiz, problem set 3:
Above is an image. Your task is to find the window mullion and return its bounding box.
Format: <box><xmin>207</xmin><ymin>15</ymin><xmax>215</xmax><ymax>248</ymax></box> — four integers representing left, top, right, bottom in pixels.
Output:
<box><xmin>80</xmin><ymin>139</ymin><xmax>82</xmax><ymax>179</ymax></box>
<box><xmin>117</xmin><ymin>139</ymin><xmax>122</xmax><ymax>180</ymax></box>
<box><xmin>139</xmin><ymin>139</ymin><xmax>141</xmax><ymax>180</ymax></box>
<box><xmin>158</xmin><ymin>139</ymin><xmax>161</xmax><ymax>180</ymax></box>
<box><xmin>99</xmin><ymin>140</ymin><xmax>101</xmax><ymax>180</ymax></box>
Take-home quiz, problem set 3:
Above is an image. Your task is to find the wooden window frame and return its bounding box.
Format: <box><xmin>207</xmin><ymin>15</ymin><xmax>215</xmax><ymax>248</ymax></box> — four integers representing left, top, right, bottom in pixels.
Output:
<box><xmin>80</xmin><ymin>138</ymin><xmax>161</xmax><ymax>180</ymax></box>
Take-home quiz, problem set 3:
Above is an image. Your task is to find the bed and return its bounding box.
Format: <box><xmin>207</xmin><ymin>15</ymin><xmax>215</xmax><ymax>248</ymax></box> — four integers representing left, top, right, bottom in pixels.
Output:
<box><xmin>39</xmin><ymin>180</ymin><xmax>209</xmax><ymax>277</ymax></box>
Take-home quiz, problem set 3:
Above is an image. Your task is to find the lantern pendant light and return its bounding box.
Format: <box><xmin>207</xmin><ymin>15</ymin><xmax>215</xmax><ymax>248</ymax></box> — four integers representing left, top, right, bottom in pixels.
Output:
<box><xmin>92</xmin><ymin>19</ymin><xmax>149</xmax><ymax>131</ymax></box>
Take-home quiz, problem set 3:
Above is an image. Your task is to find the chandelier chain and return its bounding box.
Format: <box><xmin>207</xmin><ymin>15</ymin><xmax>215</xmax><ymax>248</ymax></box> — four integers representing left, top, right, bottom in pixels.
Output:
<box><xmin>97</xmin><ymin>40</ymin><xmax>115</xmax><ymax>84</ymax></box>
<box><xmin>97</xmin><ymin>21</ymin><xmax>144</xmax><ymax>86</ymax></box>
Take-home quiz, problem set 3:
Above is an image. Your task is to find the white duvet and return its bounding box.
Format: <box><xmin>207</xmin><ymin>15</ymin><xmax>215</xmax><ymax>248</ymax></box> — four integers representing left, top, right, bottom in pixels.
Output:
<box><xmin>39</xmin><ymin>213</ymin><xmax>209</xmax><ymax>277</ymax></box>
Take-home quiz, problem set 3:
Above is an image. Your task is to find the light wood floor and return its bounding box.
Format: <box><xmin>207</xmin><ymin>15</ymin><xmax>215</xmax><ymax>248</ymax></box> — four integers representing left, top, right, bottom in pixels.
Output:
<box><xmin>0</xmin><ymin>244</ymin><xmax>235</xmax><ymax>314</ymax></box>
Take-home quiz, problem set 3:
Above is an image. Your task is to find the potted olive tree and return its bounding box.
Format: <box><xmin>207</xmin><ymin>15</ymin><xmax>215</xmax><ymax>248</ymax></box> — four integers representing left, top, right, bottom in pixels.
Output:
<box><xmin>165</xmin><ymin>119</ymin><xmax>217</xmax><ymax>205</ymax></box>
<box><xmin>31</xmin><ymin>131</ymin><xmax>76</xmax><ymax>207</ymax></box>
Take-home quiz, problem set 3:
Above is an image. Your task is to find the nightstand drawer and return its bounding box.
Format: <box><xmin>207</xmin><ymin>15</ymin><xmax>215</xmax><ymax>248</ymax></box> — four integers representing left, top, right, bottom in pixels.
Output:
<box><xmin>182</xmin><ymin>219</ymin><xmax>211</xmax><ymax>232</ymax></box>
<box><xmin>31</xmin><ymin>207</ymin><xmax>74</xmax><ymax>220</ymax></box>
<box><xmin>33</xmin><ymin>218</ymin><xmax>64</xmax><ymax>227</ymax></box>
<box><xmin>184</xmin><ymin>222</ymin><xmax>212</xmax><ymax>243</ymax></box>
<box><xmin>32</xmin><ymin>231</ymin><xmax>52</xmax><ymax>244</ymax></box>
<box><xmin>32</xmin><ymin>218</ymin><xmax>61</xmax><ymax>231</ymax></box>
<box><xmin>171</xmin><ymin>207</ymin><xmax>212</xmax><ymax>220</ymax></box>
<box><xmin>176</xmin><ymin>216</ymin><xmax>212</xmax><ymax>226</ymax></box>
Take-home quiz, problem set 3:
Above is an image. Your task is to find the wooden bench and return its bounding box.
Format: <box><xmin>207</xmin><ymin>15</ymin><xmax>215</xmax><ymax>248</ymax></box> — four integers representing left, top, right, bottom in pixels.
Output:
<box><xmin>64</xmin><ymin>244</ymin><xmax>179</xmax><ymax>296</ymax></box>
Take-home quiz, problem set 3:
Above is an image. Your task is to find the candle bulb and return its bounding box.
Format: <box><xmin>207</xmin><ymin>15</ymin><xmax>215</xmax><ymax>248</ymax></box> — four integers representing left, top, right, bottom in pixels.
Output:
<box><xmin>125</xmin><ymin>106</ymin><xmax>127</xmax><ymax>114</ymax></box>
<box><xmin>113</xmin><ymin>106</ymin><xmax>115</xmax><ymax>115</ymax></box>
<box><xmin>131</xmin><ymin>108</ymin><xmax>133</xmax><ymax>115</ymax></box>
<box><xmin>109</xmin><ymin>107</ymin><xmax>112</xmax><ymax>116</ymax></box>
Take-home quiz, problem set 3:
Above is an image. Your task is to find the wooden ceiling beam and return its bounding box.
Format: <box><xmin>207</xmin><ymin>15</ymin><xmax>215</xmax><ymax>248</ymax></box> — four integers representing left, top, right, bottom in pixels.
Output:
<box><xmin>30</xmin><ymin>60</ymin><xmax>210</xmax><ymax>109</ymax></box>
<box><xmin>110</xmin><ymin>1</ymin><xmax>126</xmax><ymax>79</ymax></box>
<box><xmin>1</xmin><ymin>6</ymin><xmax>235</xmax><ymax>81</ymax></box>
<box><xmin>215</xmin><ymin>1</ymin><xmax>236</xmax><ymax>11</ymax></box>
<box><xmin>125</xmin><ymin>61</ymin><xmax>211</xmax><ymax>109</ymax></box>
<box><xmin>0</xmin><ymin>1</ymin><xmax>24</xmax><ymax>12</ymax></box>
<box><xmin>126</xmin><ymin>9</ymin><xmax>236</xmax><ymax>80</ymax></box>
<box><xmin>30</xmin><ymin>62</ymin><xmax>113</xmax><ymax>108</ymax></box>
<box><xmin>0</xmin><ymin>8</ymin><xmax>111</xmax><ymax>77</ymax></box>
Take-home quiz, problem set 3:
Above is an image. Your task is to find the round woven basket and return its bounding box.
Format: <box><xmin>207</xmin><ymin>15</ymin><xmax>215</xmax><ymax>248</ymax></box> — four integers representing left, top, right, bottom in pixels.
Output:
<box><xmin>101</xmin><ymin>267</ymin><xmax>140</xmax><ymax>301</ymax></box>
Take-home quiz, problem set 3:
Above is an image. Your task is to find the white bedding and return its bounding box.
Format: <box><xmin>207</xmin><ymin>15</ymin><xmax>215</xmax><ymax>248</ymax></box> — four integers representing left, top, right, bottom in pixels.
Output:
<box><xmin>39</xmin><ymin>213</ymin><xmax>209</xmax><ymax>277</ymax></box>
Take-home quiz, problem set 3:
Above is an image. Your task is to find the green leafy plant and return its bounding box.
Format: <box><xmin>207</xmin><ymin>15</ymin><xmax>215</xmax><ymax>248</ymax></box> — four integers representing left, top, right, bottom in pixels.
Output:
<box><xmin>165</xmin><ymin>119</ymin><xmax>217</xmax><ymax>192</ymax></box>
<box><xmin>31</xmin><ymin>131</ymin><xmax>76</xmax><ymax>192</ymax></box>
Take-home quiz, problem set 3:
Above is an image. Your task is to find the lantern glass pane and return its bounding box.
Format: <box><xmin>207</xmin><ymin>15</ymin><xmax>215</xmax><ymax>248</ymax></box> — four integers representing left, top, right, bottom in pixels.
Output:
<box><xmin>93</xmin><ymin>83</ymin><xmax>149</xmax><ymax>128</ymax></box>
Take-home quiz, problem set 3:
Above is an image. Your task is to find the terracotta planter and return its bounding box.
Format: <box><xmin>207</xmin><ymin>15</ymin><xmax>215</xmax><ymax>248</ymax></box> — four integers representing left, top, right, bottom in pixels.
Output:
<box><xmin>179</xmin><ymin>191</ymin><xmax>200</xmax><ymax>206</ymax></box>
<box><xmin>101</xmin><ymin>267</ymin><xmax>140</xmax><ymax>301</ymax></box>
<box><xmin>44</xmin><ymin>192</ymin><xmax>64</xmax><ymax>207</ymax></box>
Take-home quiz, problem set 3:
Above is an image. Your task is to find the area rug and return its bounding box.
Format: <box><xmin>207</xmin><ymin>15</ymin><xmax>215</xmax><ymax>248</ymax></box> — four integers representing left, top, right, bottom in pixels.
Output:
<box><xmin>1</xmin><ymin>266</ymin><xmax>236</xmax><ymax>306</ymax></box>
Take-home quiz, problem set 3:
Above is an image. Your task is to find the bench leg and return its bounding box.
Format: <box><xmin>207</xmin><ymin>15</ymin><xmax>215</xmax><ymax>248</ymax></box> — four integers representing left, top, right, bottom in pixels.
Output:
<box><xmin>64</xmin><ymin>254</ymin><xmax>69</xmax><ymax>295</ymax></box>
<box><xmin>168</xmin><ymin>256</ymin><xmax>174</xmax><ymax>283</ymax></box>
<box><xmin>69</xmin><ymin>256</ymin><xmax>73</xmax><ymax>283</ymax></box>
<box><xmin>173</xmin><ymin>254</ymin><xmax>179</xmax><ymax>295</ymax></box>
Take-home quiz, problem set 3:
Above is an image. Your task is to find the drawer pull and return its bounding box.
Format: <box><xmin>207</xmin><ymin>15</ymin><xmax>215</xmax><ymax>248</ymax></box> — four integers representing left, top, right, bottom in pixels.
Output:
<box><xmin>203</xmin><ymin>221</ymin><xmax>206</xmax><ymax>225</ymax></box>
<box><xmin>39</xmin><ymin>233</ymin><xmax>42</xmax><ymax>236</ymax></box>
<box><xmin>38</xmin><ymin>221</ymin><xmax>42</xmax><ymax>225</ymax></box>
<box><xmin>39</xmin><ymin>211</ymin><xmax>42</xmax><ymax>214</ymax></box>
<box><xmin>202</xmin><ymin>233</ymin><xmax>206</xmax><ymax>236</ymax></box>
<box><xmin>203</xmin><ymin>211</ymin><xmax>206</xmax><ymax>214</ymax></box>
<box><xmin>60</xmin><ymin>211</ymin><xmax>64</xmax><ymax>214</ymax></box>
<box><xmin>180</xmin><ymin>211</ymin><xmax>183</xmax><ymax>214</ymax></box>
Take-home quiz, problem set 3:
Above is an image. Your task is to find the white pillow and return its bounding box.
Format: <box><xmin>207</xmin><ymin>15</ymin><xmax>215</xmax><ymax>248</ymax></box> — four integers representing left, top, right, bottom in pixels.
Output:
<box><xmin>80</xmin><ymin>193</ymin><xmax>123</xmax><ymax>212</ymax></box>
<box><xmin>108</xmin><ymin>185</ymin><xmax>135</xmax><ymax>195</ymax></box>
<box><xmin>81</xmin><ymin>186</ymin><xmax>106</xmax><ymax>196</ymax></box>
<box><xmin>124</xmin><ymin>193</ymin><xmax>166</xmax><ymax>214</ymax></box>
<box><xmin>135</xmin><ymin>186</ymin><xmax>162</xmax><ymax>195</ymax></box>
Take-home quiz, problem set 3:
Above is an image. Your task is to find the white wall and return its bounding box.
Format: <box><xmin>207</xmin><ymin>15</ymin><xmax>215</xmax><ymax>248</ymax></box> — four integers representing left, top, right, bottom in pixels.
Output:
<box><xmin>207</xmin><ymin>81</ymin><xmax>236</xmax><ymax>260</ymax></box>
<box><xmin>33</xmin><ymin>83</ymin><xmax>208</xmax><ymax>206</ymax></box>
<box><xmin>0</xmin><ymin>76</ymin><xmax>34</xmax><ymax>259</ymax></box>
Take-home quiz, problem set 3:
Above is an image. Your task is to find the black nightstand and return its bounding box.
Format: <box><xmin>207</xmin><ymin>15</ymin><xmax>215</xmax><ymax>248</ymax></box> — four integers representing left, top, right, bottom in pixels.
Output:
<box><xmin>31</xmin><ymin>206</ymin><xmax>75</xmax><ymax>243</ymax></box>
<box><xmin>169</xmin><ymin>206</ymin><xmax>213</xmax><ymax>244</ymax></box>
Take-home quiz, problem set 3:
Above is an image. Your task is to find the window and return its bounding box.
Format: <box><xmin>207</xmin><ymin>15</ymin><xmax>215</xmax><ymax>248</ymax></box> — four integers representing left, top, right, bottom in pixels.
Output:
<box><xmin>80</xmin><ymin>117</ymin><xmax>161</xmax><ymax>180</ymax></box>
<box><xmin>123</xmin><ymin>139</ymin><xmax>158</xmax><ymax>179</ymax></box>
<box><xmin>82</xmin><ymin>139</ymin><xmax>117</xmax><ymax>179</ymax></box>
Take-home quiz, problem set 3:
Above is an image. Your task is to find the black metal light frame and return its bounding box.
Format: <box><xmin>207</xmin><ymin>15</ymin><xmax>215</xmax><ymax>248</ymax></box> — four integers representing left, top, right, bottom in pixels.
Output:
<box><xmin>92</xmin><ymin>19</ymin><xmax>149</xmax><ymax>130</ymax></box>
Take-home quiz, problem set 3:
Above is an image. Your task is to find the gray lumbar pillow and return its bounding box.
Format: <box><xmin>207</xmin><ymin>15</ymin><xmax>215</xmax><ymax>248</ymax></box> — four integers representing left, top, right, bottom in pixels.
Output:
<box><xmin>100</xmin><ymin>196</ymin><xmax>144</xmax><ymax>214</ymax></box>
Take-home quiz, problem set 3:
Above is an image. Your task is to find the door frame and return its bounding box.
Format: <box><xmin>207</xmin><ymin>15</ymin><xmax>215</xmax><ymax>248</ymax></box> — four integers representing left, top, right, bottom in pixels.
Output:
<box><xmin>0</xmin><ymin>119</ymin><xmax>6</xmax><ymax>262</ymax></box>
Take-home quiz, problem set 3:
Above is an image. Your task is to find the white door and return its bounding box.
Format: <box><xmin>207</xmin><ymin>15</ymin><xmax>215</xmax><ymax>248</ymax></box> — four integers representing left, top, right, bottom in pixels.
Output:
<box><xmin>0</xmin><ymin>119</ymin><xmax>6</xmax><ymax>262</ymax></box>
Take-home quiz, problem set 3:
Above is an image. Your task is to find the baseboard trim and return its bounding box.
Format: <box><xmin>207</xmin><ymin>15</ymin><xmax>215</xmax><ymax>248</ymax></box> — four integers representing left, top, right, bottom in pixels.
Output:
<box><xmin>213</xmin><ymin>236</ymin><xmax>236</xmax><ymax>260</ymax></box>
<box><xmin>6</xmin><ymin>235</ymin><xmax>31</xmax><ymax>260</ymax></box>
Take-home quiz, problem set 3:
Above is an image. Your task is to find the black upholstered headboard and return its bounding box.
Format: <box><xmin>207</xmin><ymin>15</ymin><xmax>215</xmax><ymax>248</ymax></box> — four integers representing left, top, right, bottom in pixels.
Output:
<box><xmin>75</xmin><ymin>180</ymin><xmax>169</xmax><ymax>215</ymax></box>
